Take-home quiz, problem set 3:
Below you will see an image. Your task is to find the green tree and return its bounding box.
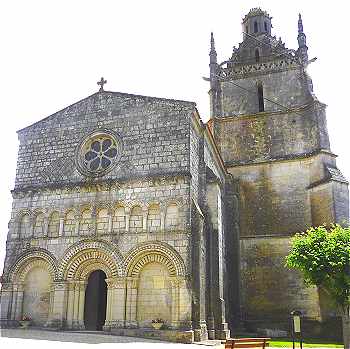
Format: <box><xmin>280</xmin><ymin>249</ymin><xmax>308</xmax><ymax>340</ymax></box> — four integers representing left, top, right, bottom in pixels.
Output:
<box><xmin>286</xmin><ymin>225</ymin><xmax>350</xmax><ymax>349</ymax></box>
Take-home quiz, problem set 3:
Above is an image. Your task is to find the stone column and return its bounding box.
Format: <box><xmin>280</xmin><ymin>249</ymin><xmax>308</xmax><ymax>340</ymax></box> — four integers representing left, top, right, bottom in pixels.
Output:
<box><xmin>30</xmin><ymin>216</ymin><xmax>35</xmax><ymax>238</ymax></box>
<box><xmin>75</xmin><ymin>215</ymin><xmax>80</xmax><ymax>236</ymax></box>
<box><xmin>14</xmin><ymin>284</ymin><xmax>24</xmax><ymax>320</ymax></box>
<box><xmin>103</xmin><ymin>277</ymin><xmax>126</xmax><ymax>330</ymax></box>
<box><xmin>142</xmin><ymin>208</ymin><xmax>148</xmax><ymax>232</ymax></box>
<box><xmin>10</xmin><ymin>282</ymin><xmax>24</xmax><ymax>320</ymax></box>
<box><xmin>0</xmin><ymin>283</ymin><xmax>13</xmax><ymax>321</ymax></box>
<box><xmin>72</xmin><ymin>280</ymin><xmax>86</xmax><ymax>329</ymax></box>
<box><xmin>77</xmin><ymin>281</ymin><xmax>86</xmax><ymax>329</ymax></box>
<box><xmin>125</xmin><ymin>277</ymin><xmax>138</xmax><ymax>328</ymax></box>
<box><xmin>65</xmin><ymin>281</ymin><xmax>75</xmax><ymax>328</ymax></box>
<box><xmin>8</xmin><ymin>219</ymin><xmax>17</xmax><ymax>240</ymax></box>
<box><xmin>43</xmin><ymin>216</ymin><xmax>49</xmax><ymax>237</ymax></box>
<box><xmin>191</xmin><ymin>197</ymin><xmax>208</xmax><ymax>341</ymax></box>
<box><xmin>91</xmin><ymin>209</ymin><xmax>97</xmax><ymax>235</ymax></box>
<box><xmin>205</xmin><ymin>182</ymin><xmax>230</xmax><ymax>340</ymax></box>
<box><xmin>58</xmin><ymin>216</ymin><xmax>64</xmax><ymax>237</ymax></box>
<box><xmin>169</xmin><ymin>277</ymin><xmax>180</xmax><ymax>328</ymax></box>
<box><xmin>9</xmin><ymin>284</ymin><xmax>17</xmax><ymax>320</ymax></box>
<box><xmin>125</xmin><ymin>207</ymin><xmax>130</xmax><ymax>232</ymax></box>
<box><xmin>46</xmin><ymin>281</ymin><xmax>68</xmax><ymax>328</ymax></box>
<box><xmin>108</xmin><ymin>210</ymin><xmax>113</xmax><ymax>234</ymax></box>
<box><xmin>104</xmin><ymin>278</ymin><xmax>113</xmax><ymax>329</ymax></box>
<box><xmin>160</xmin><ymin>203</ymin><xmax>166</xmax><ymax>231</ymax></box>
<box><xmin>160</xmin><ymin>212</ymin><xmax>165</xmax><ymax>231</ymax></box>
<box><xmin>112</xmin><ymin>277</ymin><xmax>126</xmax><ymax>328</ymax></box>
<box><xmin>72</xmin><ymin>281</ymin><xmax>80</xmax><ymax>329</ymax></box>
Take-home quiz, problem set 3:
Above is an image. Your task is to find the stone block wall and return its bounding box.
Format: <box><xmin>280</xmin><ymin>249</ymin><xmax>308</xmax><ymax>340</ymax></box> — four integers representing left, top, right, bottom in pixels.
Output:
<box><xmin>220</xmin><ymin>68</ymin><xmax>312</xmax><ymax>116</ymax></box>
<box><xmin>15</xmin><ymin>92</ymin><xmax>194</xmax><ymax>189</ymax></box>
<box><xmin>4</xmin><ymin>176</ymin><xmax>191</xmax><ymax>277</ymax></box>
<box><xmin>240</xmin><ymin>236</ymin><xmax>321</xmax><ymax>321</ymax></box>
<box><xmin>224</xmin><ymin>147</ymin><xmax>347</xmax><ymax>328</ymax></box>
<box><xmin>211</xmin><ymin>103</ymin><xmax>330</xmax><ymax>167</ymax></box>
<box><xmin>227</xmin><ymin>158</ymin><xmax>316</xmax><ymax>237</ymax></box>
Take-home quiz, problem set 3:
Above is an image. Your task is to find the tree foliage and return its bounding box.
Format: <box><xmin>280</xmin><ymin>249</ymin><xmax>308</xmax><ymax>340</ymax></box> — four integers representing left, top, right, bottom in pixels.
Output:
<box><xmin>286</xmin><ymin>224</ymin><xmax>350</xmax><ymax>314</ymax></box>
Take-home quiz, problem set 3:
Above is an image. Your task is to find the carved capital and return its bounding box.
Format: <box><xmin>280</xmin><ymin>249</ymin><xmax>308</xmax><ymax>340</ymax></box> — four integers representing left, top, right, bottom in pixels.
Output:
<box><xmin>53</xmin><ymin>281</ymin><xmax>68</xmax><ymax>291</ymax></box>
<box><xmin>67</xmin><ymin>281</ymin><xmax>76</xmax><ymax>291</ymax></box>
<box><xmin>169</xmin><ymin>276</ymin><xmax>186</xmax><ymax>288</ymax></box>
<box><xmin>12</xmin><ymin>282</ymin><xmax>25</xmax><ymax>292</ymax></box>
<box><xmin>1</xmin><ymin>283</ymin><xmax>13</xmax><ymax>292</ymax></box>
<box><xmin>126</xmin><ymin>277</ymin><xmax>138</xmax><ymax>289</ymax></box>
<box><xmin>75</xmin><ymin>280</ymin><xmax>87</xmax><ymax>291</ymax></box>
<box><xmin>106</xmin><ymin>277</ymin><xmax>126</xmax><ymax>289</ymax></box>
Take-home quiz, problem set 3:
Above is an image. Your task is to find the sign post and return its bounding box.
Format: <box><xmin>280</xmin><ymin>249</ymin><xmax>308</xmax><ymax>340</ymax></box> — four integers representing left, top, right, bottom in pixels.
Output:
<box><xmin>291</xmin><ymin>310</ymin><xmax>303</xmax><ymax>349</ymax></box>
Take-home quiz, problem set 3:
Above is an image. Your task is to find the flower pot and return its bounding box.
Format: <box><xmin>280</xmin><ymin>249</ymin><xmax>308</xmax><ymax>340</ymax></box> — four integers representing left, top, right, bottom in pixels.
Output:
<box><xmin>151</xmin><ymin>322</ymin><xmax>163</xmax><ymax>330</ymax></box>
<box><xmin>19</xmin><ymin>320</ymin><xmax>30</xmax><ymax>328</ymax></box>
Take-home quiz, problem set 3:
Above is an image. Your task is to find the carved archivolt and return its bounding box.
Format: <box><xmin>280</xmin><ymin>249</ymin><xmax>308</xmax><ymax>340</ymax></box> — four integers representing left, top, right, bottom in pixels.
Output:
<box><xmin>8</xmin><ymin>249</ymin><xmax>58</xmax><ymax>282</ymax></box>
<box><xmin>59</xmin><ymin>240</ymin><xmax>123</xmax><ymax>279</ymax></box>
<box><xmin>75</xmin><ymin>260</ymin><xmax>113</xmax><ymax>280</ymax></box>
<box><xmin>128</xmin><ymin>253</ymin><xmax>176</xmax><ymax>277</ymax></box>
<box><xmin>64</xmin><ymin>250</ymin><xmax>118</xmax><ymax>280</ymax></box>
<box><xmin>124</xmin><ymin>242</ymin><xmax>186</xmax><ymax>277</ymax></box>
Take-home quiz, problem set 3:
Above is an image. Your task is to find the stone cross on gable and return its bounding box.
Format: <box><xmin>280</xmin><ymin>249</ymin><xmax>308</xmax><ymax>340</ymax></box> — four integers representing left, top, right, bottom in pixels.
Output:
<box><xmin>97</xmin><ymin>77</ymin><xmax>107</xmax><ymax>92</ymax></box>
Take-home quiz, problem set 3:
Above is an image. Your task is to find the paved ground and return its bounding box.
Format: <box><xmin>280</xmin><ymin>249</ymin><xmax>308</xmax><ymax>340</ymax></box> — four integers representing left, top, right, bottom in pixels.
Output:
<box><xmin>0</xmin><ymin>329</ymin><xmax>340</xmax><ymax>348</ymax></box>
<box><xmin>0</xmin><ymin>329</ymin><xmax>223</xmax><ymax>348</ymax></box>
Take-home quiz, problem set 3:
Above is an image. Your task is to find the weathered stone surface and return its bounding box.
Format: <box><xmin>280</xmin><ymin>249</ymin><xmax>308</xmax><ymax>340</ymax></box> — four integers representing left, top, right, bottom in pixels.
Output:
<box><xmin>1</xmin><ymin>7</ymin><xmax>348</xmax><ymax>343</ymax></box>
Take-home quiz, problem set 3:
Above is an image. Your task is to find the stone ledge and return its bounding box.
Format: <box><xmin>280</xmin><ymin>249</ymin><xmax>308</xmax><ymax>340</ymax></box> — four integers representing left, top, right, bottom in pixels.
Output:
<box><xmin>109</xmin><ymin>328</ymin><xmax>194</xmax><ymax>343</ymax></box>
<box><xmin>0</xmin><ymin>319</ymin><xmax>20</xmax><ymax>328</ymax></box>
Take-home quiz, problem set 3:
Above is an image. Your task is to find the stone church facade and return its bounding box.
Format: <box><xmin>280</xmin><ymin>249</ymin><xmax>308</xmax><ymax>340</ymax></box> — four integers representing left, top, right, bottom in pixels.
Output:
<box><xmin>0</xmin><ymin>8</ymin><xmax>348</xmax><ymax>342</ymax></box>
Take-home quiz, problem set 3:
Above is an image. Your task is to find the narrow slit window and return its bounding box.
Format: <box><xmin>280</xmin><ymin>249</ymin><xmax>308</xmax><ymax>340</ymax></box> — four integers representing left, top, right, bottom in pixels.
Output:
<box><xmin>255</xmin><ymin>49</ymin><xmax>260</xmax><ymax>62</ymax></box>
<box><xmin>264</xmin><ymin>22</ymin><xmax>268</xmax><ymax>32</ymax></box>
<box><xmin>246</xmin><ymin>26</ymin><xmax>248</xmax><ymax>33</ymax></box>
<box><xmin>258</xmin><ymin>84</ymin><xmax>264</xmax><ymax>112</ymax></box>
<box><xmin>254</xmin><ymin>21</ymin><xmax>258</xmax><ymax>33</ymax></box>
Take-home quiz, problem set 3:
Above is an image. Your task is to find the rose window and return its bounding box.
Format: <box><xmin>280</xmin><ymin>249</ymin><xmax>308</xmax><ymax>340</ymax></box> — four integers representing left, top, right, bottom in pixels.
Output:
<box><xmin>84</xmin><ymin>137</ymin><xmax>118</xmax><ymax>171</ymax></box>
<box><xmin>76</xmin><ymin>130</ymin><xmax>122</xmax><ymax>177</ymax></box>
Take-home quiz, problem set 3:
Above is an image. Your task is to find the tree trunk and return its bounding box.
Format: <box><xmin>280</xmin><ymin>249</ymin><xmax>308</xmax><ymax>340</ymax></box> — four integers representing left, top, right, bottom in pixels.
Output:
<box><xmin>343</xmin><ymin>313</ymin><xmax>350</xmax><ymax>349</ymax></box>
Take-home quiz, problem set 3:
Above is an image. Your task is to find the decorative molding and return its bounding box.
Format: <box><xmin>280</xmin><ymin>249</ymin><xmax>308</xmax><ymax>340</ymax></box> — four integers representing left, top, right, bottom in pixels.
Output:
<box><xmin>124</xmin><ymin>242</ymin><xmax>186</xmax><ymax>277</ymax></box>
<box><xmin>12</xmin><ymin>172</ymin><xmax>191</xmax><ymax>196</ymax></box>
<box><xmin>58</xmin><ymin>239</ymin><xmax>123</xmax><ymax>279</ymax></box>
<box><xmin>129</xmin><ymin>253</ymin><xmax>176</xmax><ymax>277</ymax></box>
<box><xmin>221</xmin><ymin>58</ymin><xmax>299</xmax><ymax>80</ymax></box>
<box><xmin>7</xmin><ymin>248</ymin><xmax>59</xmax><ymax>282</ymax></box>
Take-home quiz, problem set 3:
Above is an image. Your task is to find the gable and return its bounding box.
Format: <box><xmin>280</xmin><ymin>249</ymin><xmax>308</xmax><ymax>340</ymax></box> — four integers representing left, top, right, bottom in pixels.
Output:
<box><xmin>15</xmin><ymin>91</ymin><xmax>196</xmax><ymax>189</ymax></box>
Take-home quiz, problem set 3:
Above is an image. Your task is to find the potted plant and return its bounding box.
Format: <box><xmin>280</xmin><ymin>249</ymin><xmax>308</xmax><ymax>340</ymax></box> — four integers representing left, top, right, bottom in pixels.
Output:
<box><xmin>151</xmin><ymin>318</ymin><xmax>164</xmax><ymax>330</ymax></box>
<box><xmin>19</xmin><ymin>315</ymin><xmax>31</xmax><ymax>328</ymax></box>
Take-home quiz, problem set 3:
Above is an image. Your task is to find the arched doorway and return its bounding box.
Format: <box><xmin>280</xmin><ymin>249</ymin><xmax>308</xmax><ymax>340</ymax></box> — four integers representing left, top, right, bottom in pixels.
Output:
<box><xmin>84</xmin><ymin>270</ymin><xmax>107</xmax><ymax>330</ymax></box>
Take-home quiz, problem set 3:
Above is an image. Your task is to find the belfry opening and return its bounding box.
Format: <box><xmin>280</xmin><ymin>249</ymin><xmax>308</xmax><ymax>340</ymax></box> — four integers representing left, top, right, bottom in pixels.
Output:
<box><xmin>84</xmin><ymin>270</ymin><xmax>107</xmax><ymax>330</ymax></box>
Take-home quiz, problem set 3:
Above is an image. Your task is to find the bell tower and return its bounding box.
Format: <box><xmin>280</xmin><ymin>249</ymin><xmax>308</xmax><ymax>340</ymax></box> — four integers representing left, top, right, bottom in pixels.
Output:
<box><xmin>242</xmin><ymin>8</ymin><xmax>272</xmax><ymax>39</ymax></box>
<box><xmin>208</xmin><ymin>8</ymin><xmax>349</xmax><ymax>334</ymax></box>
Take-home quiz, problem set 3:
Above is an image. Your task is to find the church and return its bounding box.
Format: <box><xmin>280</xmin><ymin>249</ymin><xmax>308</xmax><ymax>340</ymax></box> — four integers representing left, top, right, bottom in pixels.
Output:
<box><xmin>0</xmin><ymin>8</ymin><xmax>348</xmax><ymax>343</ymax></box>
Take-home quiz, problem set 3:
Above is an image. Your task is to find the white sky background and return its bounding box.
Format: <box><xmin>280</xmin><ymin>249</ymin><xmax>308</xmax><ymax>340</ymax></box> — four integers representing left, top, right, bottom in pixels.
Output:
<box><xmin>0</xmin><ymin>0</ymin><xmax>349</xmax><ymax>277</ymax></box>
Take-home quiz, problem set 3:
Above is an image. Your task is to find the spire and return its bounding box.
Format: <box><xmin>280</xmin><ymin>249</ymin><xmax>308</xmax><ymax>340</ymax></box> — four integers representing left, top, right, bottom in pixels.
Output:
<box><xmin>298</xmin><ymin>13</ymin><xmax>303</xmax><ymax>33</ymax></box>
<box><xmin>210</xmin><ymin>32</ymin><xmax>217</xmax><ymax>64</ymax></box>
<box><xmin>297</xmin><ymin>13</ymin><xmax>307</xmax><ymax>47</ymax></box>
<box><xmin>297</xmin><ymin>13</ymin><xmax>308</xmax><ymax>64</ymax></box>
<box><xmin>208</xmin><ymin>32</ymin><xmax>221</xmax><ymax>118</ymax></box>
